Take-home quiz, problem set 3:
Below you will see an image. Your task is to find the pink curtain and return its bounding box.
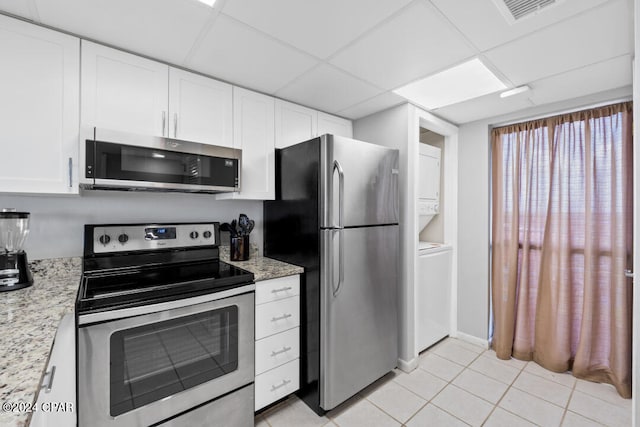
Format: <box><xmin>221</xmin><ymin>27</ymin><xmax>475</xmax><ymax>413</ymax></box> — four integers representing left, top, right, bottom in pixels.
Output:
<box><xmin>491</xmin><ymin>102</ymin><xmax>633</xmax><ymax>397</ymax></box>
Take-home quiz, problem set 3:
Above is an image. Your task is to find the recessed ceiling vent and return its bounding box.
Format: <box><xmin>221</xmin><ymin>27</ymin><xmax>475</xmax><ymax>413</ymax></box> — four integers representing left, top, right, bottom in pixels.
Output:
<box><xmin>493</xmin><ymin>0</ymin><xmax>559</xmax><ymax>23</ymax></box>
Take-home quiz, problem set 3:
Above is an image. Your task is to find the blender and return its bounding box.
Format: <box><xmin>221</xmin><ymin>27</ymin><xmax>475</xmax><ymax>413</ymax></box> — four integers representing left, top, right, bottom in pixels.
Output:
<box><xmin>0</xmin><ymin>209</ymin><xmax>33</xmax><ymax>291</ymax></box>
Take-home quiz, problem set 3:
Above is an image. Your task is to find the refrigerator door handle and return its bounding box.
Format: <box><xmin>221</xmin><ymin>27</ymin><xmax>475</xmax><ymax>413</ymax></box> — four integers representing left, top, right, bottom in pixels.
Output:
<box><xmin>333</xmin><ymin>160</ymin><xmax>345</xmax><ymax>229</ymax></box>
<box><xmin>333</xmin><ymin>228</ymin><xmax>344</xmax><ymax>297</ymax></box>
<box><xmin>332</xmin><ymin>159</ymin><xmax>345</xmax><ymax>297</ymax></box>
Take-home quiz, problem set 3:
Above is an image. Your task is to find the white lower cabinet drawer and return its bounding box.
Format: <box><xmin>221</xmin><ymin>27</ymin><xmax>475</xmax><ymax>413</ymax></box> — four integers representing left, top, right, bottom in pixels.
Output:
<box><xmin>255</xmin><ymin>275</ymin><xmax>300</xmax><ymax>305</ymax></box>
<box><xmin>255</xmin><ymin>359</ymin><xmax>299</xmax><ymax>411</ymax></box>
<box><xmin>255</xmin><ymin>327</ymin><xmax>300</xmax><ymax>375</ymax></box>
<box><xmin>255</xmin><ymin>295</ymin><xmax>300</xmax><ymax>340</ymax></box>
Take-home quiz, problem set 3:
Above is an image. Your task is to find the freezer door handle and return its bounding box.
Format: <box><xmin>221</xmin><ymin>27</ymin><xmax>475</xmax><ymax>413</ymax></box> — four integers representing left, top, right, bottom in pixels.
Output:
<box><xmin>333</xmin><ymin>160</ymin><xmax>344</xmax><ymax>229</ymax></box>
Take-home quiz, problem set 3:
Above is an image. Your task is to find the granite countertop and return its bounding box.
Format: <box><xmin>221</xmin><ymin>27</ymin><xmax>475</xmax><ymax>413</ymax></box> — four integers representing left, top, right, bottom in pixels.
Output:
<box><xmin>0</xmin><ymin>251</ymin><xmax>302</xmax><ymax>426</ymax></box>
<box><xmin>219</xmin><ymin>246</ymin><xmax>304</xmax><ymax>281</ymax></box>
<box><xmin>0</xmin><ymin>257</ymin><xmax>81</xmax><ymax>427</ymax></box>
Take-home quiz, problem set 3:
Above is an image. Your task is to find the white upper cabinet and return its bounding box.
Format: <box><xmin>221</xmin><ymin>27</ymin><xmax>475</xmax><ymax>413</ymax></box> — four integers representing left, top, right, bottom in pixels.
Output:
<box><xmin>81</xmin><ymin>41</ymin><xmax>168</xmax><ymax>137</ymax></box>
<box><xmin>317</xmin><ymin>111</ymin><xmax>353</xmax><ymax>138</ymax></box>
<box><xmin>275</xmin><ymin>100</ymin><xmax>352</xmax><ymax>149</ymax></box>
<box><xmin>218</xmin><ymin>87</ymin><xmax>275</xmax><ymax>200</ymax></box>
<box><xmin>0</xmin><ymin>15</ymin><xmax>80</xmax><ymax>194</ymax></box>
<box><xmin>168</xmin><ymin>68</ymin><xmax>233</xmax><ymax>147</ymax></box>
<box><xmin>81</xmin><ymin>43</ymin><xmax>233</xmax><ymax>147</ymax></box>
<box><xmin>275</xmin><ymin>100</ymin><xmax>317</xmax><ymax>148</ymax></box>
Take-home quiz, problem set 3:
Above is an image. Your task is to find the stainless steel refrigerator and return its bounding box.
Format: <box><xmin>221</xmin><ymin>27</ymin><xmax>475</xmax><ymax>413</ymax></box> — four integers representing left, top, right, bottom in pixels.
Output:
<box><xmin>264</xmin><ymin>134</ymin><xmax>399</xmax><ymax>414</ymax></box>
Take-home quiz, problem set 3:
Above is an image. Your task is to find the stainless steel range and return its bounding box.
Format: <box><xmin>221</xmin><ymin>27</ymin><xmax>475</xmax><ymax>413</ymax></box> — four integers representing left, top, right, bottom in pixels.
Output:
<box><xmin>76</xmin><ymin>222</ymin><xmax>255</xmax><ymax>427</ymax></box>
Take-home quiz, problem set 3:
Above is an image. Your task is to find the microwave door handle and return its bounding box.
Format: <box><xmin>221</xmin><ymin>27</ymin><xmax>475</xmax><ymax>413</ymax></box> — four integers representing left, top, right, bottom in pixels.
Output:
<box><xmin>162</xmin><ymin>111</ymin><xmax>166</xmax><ymax>136</ymax></box>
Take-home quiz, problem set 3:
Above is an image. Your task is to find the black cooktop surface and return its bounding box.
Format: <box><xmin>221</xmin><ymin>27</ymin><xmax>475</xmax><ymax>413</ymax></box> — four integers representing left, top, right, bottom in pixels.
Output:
<box><xmin>77</xmin><ymin>254</ymin><xmax>254</xmax><ymax>314</ymax></box>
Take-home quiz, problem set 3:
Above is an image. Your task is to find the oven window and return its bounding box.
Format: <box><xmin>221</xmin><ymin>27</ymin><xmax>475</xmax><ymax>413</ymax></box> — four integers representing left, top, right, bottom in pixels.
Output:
<box><xmin>109</xmin><ymin>306</ymin><xmax>238</xmax><ymax>416</ymax></box>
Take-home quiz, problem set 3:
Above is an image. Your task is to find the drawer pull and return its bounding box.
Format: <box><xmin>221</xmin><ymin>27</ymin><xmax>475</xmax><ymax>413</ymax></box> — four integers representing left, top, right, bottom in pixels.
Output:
<box><xmin>270</xmin><ymin>379</ymin><xmax>291</xmax><ymax>392</ymax></box>
<box><xmin>42</xmin><ymin>366</ymin><xmax>56</xmax><ymax>394</ymax></box>
<box><xmin>271</xmin><ymin>346</ymin><xmax>292</xmax><ymax>357</ymax></box>
<box><xmin>271</xmin><ymin>286</ymin><xmax>293</xmax><ymax>294</ymax></box>
<box><xmin>271</xmin><ymin>313</ymin><xmax>292</xmax><ymax>322</ymax></box>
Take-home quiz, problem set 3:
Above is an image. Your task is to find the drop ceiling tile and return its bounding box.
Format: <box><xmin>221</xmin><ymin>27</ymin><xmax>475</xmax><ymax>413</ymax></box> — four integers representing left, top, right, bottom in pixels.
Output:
<box><xmin>434</xmin><ymin>90</ymin><xmax>534</xmax><ymax>124</ymax></box>
<box><xmin>430</xmin><ymin>0</ymin><xmax>609</xmax><ymax>51</ymax></box>
<box><xmin>338</xmin><ymin>92</ymin><xmax>406</xmax><ymax>120</ymax></box>
<box><xmin>276</xmin><ymin>64</ymin><xmax>383</xmax><ymax>114</ymax></box>
<box><xmin>221</xmin><ymin>0</ymin><xmax>412</xmax><ymax>59</ymax></box>
<box><xmin>484</xmin><ymin>0</ymin><xmax>632</xmax><ymax>86</ymax></box>
<box><xmin>329</xmin><ymin>1</ymin><xmax>476</xmax><ymax>90</ymax></box>
<box><xmin>528</xmin><ymin>55</ymin><xmax>632</xmax><ymax>105</ymax></box>
<box><xmin>0</xmin><ymin>1</ymin><xmax>32</xmax><ymax>20</ymax></box>
<box><xmin>188</xmin><ymin>14</ymin><xmax>318</xmax><ymax>94</ymax></box>
<box><xmin>33</xmin><ymin>0</ymin><xmax>213</xmax><ymax>64</ymax></box>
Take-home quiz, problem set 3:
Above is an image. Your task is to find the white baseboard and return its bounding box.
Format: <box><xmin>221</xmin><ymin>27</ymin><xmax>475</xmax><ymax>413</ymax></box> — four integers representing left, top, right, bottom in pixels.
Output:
<box><xmin>453</xmin><ymin>331</ymin><xmax>490</xmax><ymax>349</ymax></box>
<box><xmin>397</xmin><ymin>357</ymin><xmax>419</xmax><ymax>373</ymax></box>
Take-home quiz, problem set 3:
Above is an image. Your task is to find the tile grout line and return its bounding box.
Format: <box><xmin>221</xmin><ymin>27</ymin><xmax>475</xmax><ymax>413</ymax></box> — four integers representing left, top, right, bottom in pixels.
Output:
<box><xmin>510</xmin><ymin>372</ymin><xmax>574</xmax><ymax>410</ymax></box>
<box><xmin>558</xmin><ymin>376</ymin><xmax>579</xmax><ymax>427</ymax></box>
<box><xmin>395</xmin><ymin>340</ymin><xmax>485</xmax><ymax>426</ymax></box>
<box><xmin>479</xmin><ymin>358</ymin><xmax>533</xmax><ymax>426</ymax></box>
<box><xmin>422</xmin><ymin>346</ymin><xmax>486</xmax><ymax>426</ymax></box>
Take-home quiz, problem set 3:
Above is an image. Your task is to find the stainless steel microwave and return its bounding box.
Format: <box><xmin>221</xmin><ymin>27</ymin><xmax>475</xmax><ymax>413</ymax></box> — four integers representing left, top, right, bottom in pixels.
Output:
<box><xmin>80</xmin><ymin>128</ymin><xmax>241</xmax><ymax>193</ymax></box>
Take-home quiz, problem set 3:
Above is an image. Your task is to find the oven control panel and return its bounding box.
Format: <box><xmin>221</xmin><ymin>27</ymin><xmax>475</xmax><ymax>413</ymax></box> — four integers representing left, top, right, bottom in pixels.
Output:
<box><xmin>92</xmin><ymin>223</ymin><xmax>218</xmax><ymax>254</ymax></box>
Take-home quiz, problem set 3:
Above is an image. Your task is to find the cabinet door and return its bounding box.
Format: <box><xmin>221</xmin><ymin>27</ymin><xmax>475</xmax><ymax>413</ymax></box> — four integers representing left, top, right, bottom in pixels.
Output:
<box><xmin>218</xmin><ymin>87</ymin><xmax>274</xmax><ymax>200</ymax></box>
<box><xmin>275</xmin><ymin>100</ymin><xmax>317</xmax><ymax>148</ymax></box>
<box><xmin>168</xmin><ymin>67</ymin><xmax>232</xmax><ymax>147</ymax></box>
<box><xmin>418</xmin><ymin>145</ymin><xmax>441</xmax><ymax>201</ymax></box>
<box><xmin>317</xmin><ymin>112</ymin><xmax>353</xmax><ymax>138</ymax></box>
<box><xmin>0</xmin><ymin>15</ymin><xmax>80</xmax><ymax>194</ymax></box>
<box><xmin>30</xmin><ymin>314</ymin><xmax>76</xmax><ymax>427</ymax></box>
<box><xmin>81</xmin><ymin>41</ymin><xmax>168</xmax><ymax>137</ymax></box>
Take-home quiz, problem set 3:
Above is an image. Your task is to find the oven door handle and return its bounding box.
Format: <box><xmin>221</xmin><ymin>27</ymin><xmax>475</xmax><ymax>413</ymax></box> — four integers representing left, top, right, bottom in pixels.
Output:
<box><xmin>78</xmin><ymin>282</ymin><xmax>255</xmax><ymax>325</ymax></box>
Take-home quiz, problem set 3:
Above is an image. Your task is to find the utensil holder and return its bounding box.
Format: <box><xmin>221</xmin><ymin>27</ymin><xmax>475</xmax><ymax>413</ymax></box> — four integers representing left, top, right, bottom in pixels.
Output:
<box><xmin>230</xmin><ymin>235</ymin><xmax>250</xmax><ymax>261</ymax></box>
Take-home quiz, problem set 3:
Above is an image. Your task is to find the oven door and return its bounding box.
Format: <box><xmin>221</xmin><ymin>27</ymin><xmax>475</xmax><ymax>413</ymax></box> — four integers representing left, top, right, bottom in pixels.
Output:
<box><xmin>78</xmin><ymin>288</ymin><xmax>254</xmax><ymax>427</ymax></box>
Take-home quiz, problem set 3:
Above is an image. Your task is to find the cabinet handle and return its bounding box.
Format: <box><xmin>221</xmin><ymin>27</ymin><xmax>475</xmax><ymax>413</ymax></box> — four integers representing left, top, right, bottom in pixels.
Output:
<box><xmin>271</xmin><ymin>286</ymin><xmax>293</xmax><ymax>294</ymax></box>
<box><xmin>173</xmin><ymin>113</ymin><xmax>178</xmax><ymax>138</ymax></box>
<box><xmin>68</xmin><ymin>157</ymin><xmax>73</xmax><ymax>188</ymax></box>
<box><xmin>271</xmin><ymin>346</ymin><xmax>292</xmax><ymax>357</ymax></box>
<box><xmin>271</xmin><ymin>313</ymin><xmax>292</xmax><ymax>322</ymax></box>
<box><xmin>162</xmin><ymin>111</ymin><xmax>166</xmax><ymax>136</ymax></box>
<box><xmin>270</xmin><ymin>379</ymin><xmax>291</xmax><ymax>392</ymax></box>
<box><xmin>42</xmin><ymin>365</ymin><xmax>56</xmax><ymax>394</ymax></box>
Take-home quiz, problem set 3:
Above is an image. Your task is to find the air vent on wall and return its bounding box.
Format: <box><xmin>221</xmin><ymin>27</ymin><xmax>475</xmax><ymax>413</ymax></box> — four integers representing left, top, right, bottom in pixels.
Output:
<box><xmin>492</xmin><ymin>0</ymin><xmax>559</xmax><ymax>23</ymax></box>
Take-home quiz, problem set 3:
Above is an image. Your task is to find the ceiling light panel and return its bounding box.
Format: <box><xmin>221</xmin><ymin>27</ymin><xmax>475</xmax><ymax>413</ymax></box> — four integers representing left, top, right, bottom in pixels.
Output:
<box><xmin>393</xmin><ymin>58</ymin><xmax>507</xmax><ymax>110</ymax></box>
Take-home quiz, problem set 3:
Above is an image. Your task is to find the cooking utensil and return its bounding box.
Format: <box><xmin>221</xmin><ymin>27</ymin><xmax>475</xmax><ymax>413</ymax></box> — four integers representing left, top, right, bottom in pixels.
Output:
<box><xmin>238</xmin><ymin>214</ymin><xmax>250</xmax><ymax>235</ymax></box>
<box><xmin>220</xmin><ymin>222</ymin><xmax>237</xmax><ymax>237</ymax></box>
<box><xmin>231</xmin><ymin>219</ymin><xmax>239</xmax><ymax>237</ymax></box>
<box><xmin>246</xmin><ymin>220</ymin><xmax>255</xmax><ymax>235</ymax></box>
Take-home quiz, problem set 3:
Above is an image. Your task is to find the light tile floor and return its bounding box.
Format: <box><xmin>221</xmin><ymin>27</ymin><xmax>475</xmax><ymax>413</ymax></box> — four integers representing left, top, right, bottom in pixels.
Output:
<box><xmin>254</xmin><ymin>337</ymin><xmax>632</xmax><ymax>427</ymax></box>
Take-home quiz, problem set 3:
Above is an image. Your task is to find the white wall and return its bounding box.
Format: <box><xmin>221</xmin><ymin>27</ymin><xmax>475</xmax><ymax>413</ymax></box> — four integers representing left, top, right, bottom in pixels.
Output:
<box><xmin>1</xmin><ymin>191</ymin><xmax>263</xmax><ymax>259</ymax></box>
<box><xmin>455</xmin><ymin>85</ymin><xmax>633</xmax><ymax>341</ymax></box>
<box><xmin>353</xmin><ymin>104</ymin><xmax>415</xmax><ymax>367</ymax></box>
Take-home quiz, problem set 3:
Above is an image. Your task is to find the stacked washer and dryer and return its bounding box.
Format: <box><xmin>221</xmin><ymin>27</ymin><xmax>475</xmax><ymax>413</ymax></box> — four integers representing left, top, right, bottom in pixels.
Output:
<box><xmin>416</xmin><ymin>143</ymin><xmax>453</xmax><ymax>352</ymax></box>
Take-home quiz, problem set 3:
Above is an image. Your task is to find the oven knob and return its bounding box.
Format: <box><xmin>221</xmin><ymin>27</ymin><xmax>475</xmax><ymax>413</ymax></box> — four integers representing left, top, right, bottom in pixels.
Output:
<box><xmin>203</xmin><ymin>230</ymin><xmax>212</xmax><ymax>239</ymax></box>
<box><xmin>118</xmin><ymin>233</ymin><xmax>129</xmax><ymax>244</ymax></box>
<box><xmin>99</xmin><ymin>234</ymin><xmax>111</xmax><ymax>245</ymax></box>
<box><xmin>190</xmin><ymin>231</ymin><xmax>199</xmax><ymax>239</ymax></box>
